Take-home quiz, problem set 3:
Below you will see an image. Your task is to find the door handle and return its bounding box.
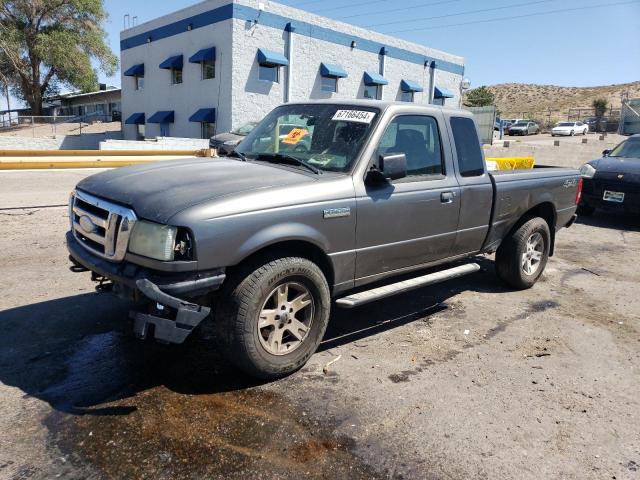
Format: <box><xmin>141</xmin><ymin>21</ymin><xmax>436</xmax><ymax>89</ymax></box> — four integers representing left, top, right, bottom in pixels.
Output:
<box><xmin>441</xmin><ymin>191</ymin><xmax>456</xmax><ymax>204</ymax></box>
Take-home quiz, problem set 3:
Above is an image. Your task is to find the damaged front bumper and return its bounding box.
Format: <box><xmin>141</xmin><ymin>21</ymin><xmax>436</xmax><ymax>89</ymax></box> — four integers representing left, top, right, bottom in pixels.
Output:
<box><xmin>66</xmin><ymin>231</ymin><xmax>225</xmax><ymax>344</ymax></box>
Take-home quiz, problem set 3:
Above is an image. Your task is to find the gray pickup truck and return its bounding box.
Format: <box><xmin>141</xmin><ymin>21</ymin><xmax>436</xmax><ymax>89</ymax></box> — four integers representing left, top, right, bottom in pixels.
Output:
<box><xmin>67</xmin><ymin>101</ymin><xmax>581</xmax><ymax>379</ymax></box>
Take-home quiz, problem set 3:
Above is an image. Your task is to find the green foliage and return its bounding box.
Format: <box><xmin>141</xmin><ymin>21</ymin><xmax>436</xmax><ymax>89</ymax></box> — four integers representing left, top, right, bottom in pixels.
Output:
<box><xmin>592</xmin><ymin>98</ymin><xmax>608</xmax><ymax>117</ymax></box>
<box><xmin>464</xmin><ymin>86</ymin><xmax>496</xmax><ymax>107</ymax></box>
<box><xmin>0</xmin><ymin>0</ymin><xmax>118</xmax><ymax>114</ymax></box>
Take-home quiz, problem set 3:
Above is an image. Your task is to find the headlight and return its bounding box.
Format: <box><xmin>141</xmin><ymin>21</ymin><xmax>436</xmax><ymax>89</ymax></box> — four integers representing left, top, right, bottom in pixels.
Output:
<box><xmin>223</xmin><ymin>140</ymin><xmax>238</xmax><ymax>146</ymax></box>
<box><xmin>579</xmin><ymin>163</ymin><xmax>596</xmax><ymax>179</ymax></box>
<box><xmin>128</xmin><ymin>220</ymin><xmax>177</xmax><ymax>261</ymax></box>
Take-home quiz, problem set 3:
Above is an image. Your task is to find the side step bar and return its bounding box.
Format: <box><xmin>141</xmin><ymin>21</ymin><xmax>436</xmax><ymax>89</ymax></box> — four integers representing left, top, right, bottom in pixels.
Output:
<box><xmin>335</xmin><ymin>263</ymin><xmax>481</xmax><ymax>308</ymax></box>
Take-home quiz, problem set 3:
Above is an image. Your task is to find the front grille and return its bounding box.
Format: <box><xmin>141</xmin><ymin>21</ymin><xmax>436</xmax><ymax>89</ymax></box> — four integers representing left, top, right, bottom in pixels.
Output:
<box><xmin>70</xmin><ymin>190</ymin><xmax>137</xmax><ymax>262</ymax></box>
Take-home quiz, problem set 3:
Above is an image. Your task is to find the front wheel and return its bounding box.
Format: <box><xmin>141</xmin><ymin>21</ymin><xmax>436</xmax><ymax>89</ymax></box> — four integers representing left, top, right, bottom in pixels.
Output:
<box><xmin>495</xmin><ymin>217</ymin><xmax>551</xmax><ymax>290</ymax></box>
<box><xmin>214</xmin><ymin>257</ymin><xmax>331</xmax><ymax>379</ymax></box>
<box><xmin>570</xmin><ymin>130</ymin><xmax>575</xmax><ymax>136</ymax></box>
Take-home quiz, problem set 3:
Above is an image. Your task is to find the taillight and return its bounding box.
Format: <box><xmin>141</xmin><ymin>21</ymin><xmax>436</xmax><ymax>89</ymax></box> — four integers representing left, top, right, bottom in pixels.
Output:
<box><xmin>575</xmin><ymin>177</ymin><xmax>584</xmax><ymax>205</ymax></box>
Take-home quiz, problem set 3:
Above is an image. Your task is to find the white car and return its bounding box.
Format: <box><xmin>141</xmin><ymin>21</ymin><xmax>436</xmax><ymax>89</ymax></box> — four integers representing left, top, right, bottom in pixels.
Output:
<box><xmin>551</xmin><ymin>121</ymin><xmax>588</xmax><ymax>137</ymax></box>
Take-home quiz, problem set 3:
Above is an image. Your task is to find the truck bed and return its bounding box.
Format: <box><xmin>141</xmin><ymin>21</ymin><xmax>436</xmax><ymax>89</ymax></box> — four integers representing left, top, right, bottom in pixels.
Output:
<box><xmin>483</xmin><ymin>165</ymin><xmax>580</xmax><ymax>253</ymax></box>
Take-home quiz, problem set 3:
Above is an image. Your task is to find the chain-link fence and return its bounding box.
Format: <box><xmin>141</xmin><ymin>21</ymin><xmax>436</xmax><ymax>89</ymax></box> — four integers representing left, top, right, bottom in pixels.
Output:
<box><xmin>620</xmin><ymin>99</ymin><xmax>640</xmax><ymax>135</ymax></box>
<box><xmin>500</xmin><ymin>107</ymin><xmax>622</xmax><ymax>133</ymax></box>
<box><xmin>0</xmin><ymin>113</ymin><xmax>122</xmax><ymax>137</ymax></box>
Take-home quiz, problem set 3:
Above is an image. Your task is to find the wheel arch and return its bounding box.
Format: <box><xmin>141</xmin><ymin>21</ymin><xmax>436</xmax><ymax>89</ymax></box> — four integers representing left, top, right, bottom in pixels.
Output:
<box><xmin>229</xmin><ymin>237</ymin><xmax>335</xmax><ymax>291</ymax></box>
<box><xmin>516</xmin><ymin>202</ymin><xmax>558</xmax><ymax>256</ymax></box>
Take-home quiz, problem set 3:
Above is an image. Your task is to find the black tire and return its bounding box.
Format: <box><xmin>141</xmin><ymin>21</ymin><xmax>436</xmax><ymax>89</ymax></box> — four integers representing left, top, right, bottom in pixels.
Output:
<box><xmin>495</xmin><ymin>217</ymin><xmax>551</xmax><ymax>290</ymax></box>
<box><xmin>570</xmin><ymin>130</ymin><xmax>575</xmax><ymax>136</ymax></box>
<box><xmin>576</xmin><ymin>203</ymin><xmax>595</xmax><ymax>216</ymax></box>
<box><xmin>214</xmin><ymin>256</ymin><xmax>331</xmax><ymax>379</ymax></box>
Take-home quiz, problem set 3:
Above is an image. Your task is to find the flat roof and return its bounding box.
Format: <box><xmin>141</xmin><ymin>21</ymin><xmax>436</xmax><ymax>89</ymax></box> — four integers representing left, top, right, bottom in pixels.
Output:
<box><xmin>120</xmin><ymin>0</ymin><xmax>464</xmax><ymax>76</ymax></box>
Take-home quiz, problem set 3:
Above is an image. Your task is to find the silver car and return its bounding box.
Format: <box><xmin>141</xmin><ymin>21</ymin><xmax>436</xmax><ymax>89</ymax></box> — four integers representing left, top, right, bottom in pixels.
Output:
<box><xmin>508</xmin><ymin>121</ymin><xmax>540</xmax><ymax>136</ymax></box>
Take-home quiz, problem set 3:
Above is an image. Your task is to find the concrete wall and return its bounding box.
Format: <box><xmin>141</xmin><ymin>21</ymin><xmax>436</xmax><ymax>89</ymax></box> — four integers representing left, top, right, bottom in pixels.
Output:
<box><xmin>0</xmin><ymin>132</ymin><xmax>123</xmax><ymax>150</ymax></box>
<box><xmin>100</xmin><ymin>137</ymin><xmax>209</xmax><ymax>150</ymax></box>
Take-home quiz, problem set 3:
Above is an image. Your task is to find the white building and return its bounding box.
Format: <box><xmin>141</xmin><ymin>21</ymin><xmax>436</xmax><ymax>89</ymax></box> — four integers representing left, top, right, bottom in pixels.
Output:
<box><xmin>120</xmin><ymin>0</ymin><xmax>465</xmax><ymax>140</ymax></box>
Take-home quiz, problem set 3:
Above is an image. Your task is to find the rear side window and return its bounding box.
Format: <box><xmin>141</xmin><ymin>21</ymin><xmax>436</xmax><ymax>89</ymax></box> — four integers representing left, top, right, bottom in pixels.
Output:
<box><xmin>450</xmin><ymin>116</ymin><xmax>485</xmax><ymax>177</ymax></box>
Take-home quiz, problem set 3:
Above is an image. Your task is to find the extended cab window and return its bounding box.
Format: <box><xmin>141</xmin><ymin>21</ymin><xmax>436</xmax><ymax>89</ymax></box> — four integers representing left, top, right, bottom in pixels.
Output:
<box><xmin>377</xmin><ymin>115</ymin><xmax>443</xmax><ymax>177</ymax></box>
<box><xmin>450</xmin><ymin>116</ymin><xmax>485</xmax><ymax>177</ymax></box>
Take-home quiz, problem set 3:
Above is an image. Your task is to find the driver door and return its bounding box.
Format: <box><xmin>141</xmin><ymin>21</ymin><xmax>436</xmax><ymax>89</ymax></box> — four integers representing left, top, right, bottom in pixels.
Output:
<box><xmin>354</xmin><ymin>114</ymin><xmax>461</xmax><ymax>283</ymax></box>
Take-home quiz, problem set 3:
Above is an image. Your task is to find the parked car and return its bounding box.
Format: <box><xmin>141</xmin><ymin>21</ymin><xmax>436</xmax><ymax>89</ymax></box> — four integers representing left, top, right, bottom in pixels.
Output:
<box><xmin>67</xmin><ymin>100</ymin><xmax>580</xmax><ymax>379</ymax></box>
<box><xmin>551</xmin><ymin>121</ymin><xmax>588</xmax><ymax>137</ymax></box>
<box><xmin>508</xmin><ymin>121</ymin><xmax>540</xmax><ymax>136</ymax></box>
<box><xmin>209</xmin><ymin>121</ymin><xmax>259</xmax><ymax>155</ymax></box>
<box><xmin>578</xmin><ymin>134</ymin><xmax>640</xmax><ymax>215</ymax></box>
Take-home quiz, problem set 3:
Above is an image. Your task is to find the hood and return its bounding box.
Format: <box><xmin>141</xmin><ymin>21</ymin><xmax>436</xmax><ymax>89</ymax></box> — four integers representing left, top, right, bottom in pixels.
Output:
<box><xmin>76</xmin><ymin>158</ymin><xmax>315</xmax><ymax>224</ymax></box>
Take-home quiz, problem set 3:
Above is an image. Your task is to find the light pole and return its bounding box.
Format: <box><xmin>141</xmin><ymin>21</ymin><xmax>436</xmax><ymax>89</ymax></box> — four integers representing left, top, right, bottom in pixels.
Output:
<box><xmin>459</xmin><ymin>78</ymin><xmax>471</xmax><ymax>108</ymax></box>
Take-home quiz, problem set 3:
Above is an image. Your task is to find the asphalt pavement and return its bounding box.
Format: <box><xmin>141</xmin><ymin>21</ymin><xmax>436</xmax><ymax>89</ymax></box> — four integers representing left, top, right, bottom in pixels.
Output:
<box><xmin>1</xmin><ymin>169</ymin><xmax>639</xmax><ymax>479</ymax></box>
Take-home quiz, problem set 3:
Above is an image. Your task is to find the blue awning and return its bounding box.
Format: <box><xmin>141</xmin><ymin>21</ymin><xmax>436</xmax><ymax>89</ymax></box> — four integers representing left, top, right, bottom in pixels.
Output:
<box><xmin>257</xmin><ymin>49</ymin><xmax>289</xmax><ymax>67</ymax></box>
<box><xmin>320</xmin><ymin>63</ymin><xmax>348</xmax><ymax>78</ymax></box>
<box><xmin>189</xmin><ymin>47</ymin><xmax>216</xmax><ymax>63</ymax></box>
<box><xmin>189</xmin><ymin>108</ymin><xmax>216</xmax><ymax>123</ymax></box>
<box><xmin>125</xmin><ymin>112</ymin><xmax>145</xmax><ymax>125</ymax></box>
<box><xmin>147</xmin><ymin>111</ymin><xmax>175</xmax><ymax>124</ymax></box>
<box><xmin>401</xmin><ymin>79</ymin><xmax>424</xmax><ymax>93</ymax></box>
<box><xmin>364</xmin><ymin>71</ymin><xmax>388</xmax><ymax>86</ymax></box>
<box><xmin>123</xmin><ymin>64</ymin><xmax>144</xmax><ymax>77</ymax></box>
<box><xmin>159</xmin><ymin>55</ymin><xmax>183</xmax><ymax>70</ymax></box>
<box><xmin>434</xmin><ymin>86</ymin><xmax>455</xmax><ymax>99</ymax></box>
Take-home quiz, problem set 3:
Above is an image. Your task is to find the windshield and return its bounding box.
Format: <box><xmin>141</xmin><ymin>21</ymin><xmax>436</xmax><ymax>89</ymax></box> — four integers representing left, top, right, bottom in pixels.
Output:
<box><xmin>557</xmin><ymin>122</ymin><xmax>574</xmax><ymax>127</ymax></box>
<box><xmin>231</xmin><ymin>122</ymin><xmax>258</xmax><ymax>136</ymax></box>
<box><xmin>609</xmin><ymin>138</ymin><xmax>640</xmax><ymax>158</ymax></box>
<box><xmin>236</xmin><ymin>104</ymin><xmax>380</xmax><ymax>173</ymax></box>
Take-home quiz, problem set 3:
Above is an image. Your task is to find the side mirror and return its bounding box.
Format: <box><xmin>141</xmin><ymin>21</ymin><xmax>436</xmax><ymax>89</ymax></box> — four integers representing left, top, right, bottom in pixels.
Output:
<box><xmin>379</xmin><ymin>153</ymin><xmax>407</xmax><ymax>181</ymax></box>
<box><xmin>602</xmin><ymin>149</ymin><xmax>611</xmax><ymax>157</ymax></box>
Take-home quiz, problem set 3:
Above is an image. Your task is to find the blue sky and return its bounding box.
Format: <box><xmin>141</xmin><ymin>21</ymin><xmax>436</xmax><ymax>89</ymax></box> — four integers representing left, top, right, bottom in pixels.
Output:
<box><xmin>3</xmin><ymin>0</ymin><xmax>640</xmax><ymax>109</ymax></box>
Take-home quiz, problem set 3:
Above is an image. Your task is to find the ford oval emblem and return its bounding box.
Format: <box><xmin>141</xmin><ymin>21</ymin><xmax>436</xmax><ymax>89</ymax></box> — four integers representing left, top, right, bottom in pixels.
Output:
<box><xmin>78</xmin><ymin>215</ymin><xmax>97</xmax><ymax>234</ymax></box>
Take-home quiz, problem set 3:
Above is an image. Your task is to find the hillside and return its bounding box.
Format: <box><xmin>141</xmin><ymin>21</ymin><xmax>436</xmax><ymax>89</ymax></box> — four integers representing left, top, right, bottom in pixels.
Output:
<box><xmin>485</xmin><ymin>81</ymin><xmax>640</xmax><ymax>116</ymax></box>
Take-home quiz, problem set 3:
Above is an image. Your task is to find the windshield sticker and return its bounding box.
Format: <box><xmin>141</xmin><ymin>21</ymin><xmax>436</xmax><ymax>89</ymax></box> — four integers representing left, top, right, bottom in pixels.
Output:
<box><xmin>332</xmin><ymin>110</ymin><xmax>376</xmax><ymax>124</ymax></box>
<box><xmin>282</xmin><ymin>128</ymin><xmax>309</xmax><ymax>145</ymax></box>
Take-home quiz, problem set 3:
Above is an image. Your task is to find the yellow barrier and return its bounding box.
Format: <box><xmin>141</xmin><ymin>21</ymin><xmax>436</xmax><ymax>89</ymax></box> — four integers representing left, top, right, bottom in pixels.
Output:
<box><xmin>0</xmin><ymin>156</ymin><xmax>199</xmax><ymax>170</ymax></box>
<box><xmin>0</xmin><ymin>148</ymin><xmax>213</xmax><ymax>157</ymax></box>
<box><xmin>485</xmin><ymin>157</ymin><xmax>535</xmax><ymax>170</ymax></box>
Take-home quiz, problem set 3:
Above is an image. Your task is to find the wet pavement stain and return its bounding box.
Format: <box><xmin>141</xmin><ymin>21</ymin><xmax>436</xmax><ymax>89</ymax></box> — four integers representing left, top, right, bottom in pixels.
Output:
<box><xmin>46</xmin><ymin>387</ymin><xmax>382</xmax><ymax>480</ymax></box>
<box><xmin>32</xmin><ymin>329</ymin><xmax>385</xmax><ymax>480</ymax></box>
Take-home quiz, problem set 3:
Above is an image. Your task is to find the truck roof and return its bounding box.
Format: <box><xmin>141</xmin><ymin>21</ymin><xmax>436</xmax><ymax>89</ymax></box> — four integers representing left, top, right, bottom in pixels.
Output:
<box><xmin>286</xmin><ymin>99</ymin><xmax>471</xmax><ymax>118</ymax></box>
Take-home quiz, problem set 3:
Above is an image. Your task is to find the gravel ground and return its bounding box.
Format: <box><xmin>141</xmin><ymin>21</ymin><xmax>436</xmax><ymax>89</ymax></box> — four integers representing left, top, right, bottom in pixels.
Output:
<box><xmin>0</xmin><ymin>170</ymin><xmax>639</xmax><ymax>480</ymax></box>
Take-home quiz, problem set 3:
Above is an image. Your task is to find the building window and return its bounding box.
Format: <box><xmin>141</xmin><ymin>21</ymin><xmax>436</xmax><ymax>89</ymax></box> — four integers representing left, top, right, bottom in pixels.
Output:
<box><xmin>171</xmin><ymin>69</ymin><xmax>183</xmax><ymax>84</ymax></box>
<box><xmin>259</xmin><ymin>65</ymin><xmax>279</xmax><ymax>83</ymax></box>
<box><xmin>136</xmin><ymin>124</ymin><xmax>145</xmax><ymax>140</ymax></box>
<box><xmin>364</xmin><ymin>85</ymin><xmax>379</xmax><ymax>100</ymax></box>
<box><xmin>201</xmin><ymin>122</ymin><xmax>215</xmax><ymax>139</ymax></box>
<box><xmin>401</xmin><ymin>91</ymin><xmax>414</xmax><ymax>102</ymax></box>
<box><xmin>135</xmin><ymin>76</ymin><xmax>144</xmax><ymax>90</ymax></box>
<box><xmin>202</xmin><ymin>60</ymin><xmax>215</xmax><ymax>80</ymax></box>
<box><xmin>159</xmin><ymin>123</ymin><xmax>170</xmax><ymax>137</ymax></box>
<box><xmin>321</xmin><ymin>76</ymin><xmax>338</xmax><ymax>93</ymax></box>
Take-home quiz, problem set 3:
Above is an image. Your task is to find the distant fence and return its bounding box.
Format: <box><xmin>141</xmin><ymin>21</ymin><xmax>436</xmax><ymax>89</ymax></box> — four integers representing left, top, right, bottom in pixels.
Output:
<box><xmin>500</xmin><ymin>107</ymin><xmax>622</xmax><ymax>133</ymax></box>
<box><xmin>0</xmin><ymin>113</ymin><xmax>122</xmax><ymax>137</ymax></box>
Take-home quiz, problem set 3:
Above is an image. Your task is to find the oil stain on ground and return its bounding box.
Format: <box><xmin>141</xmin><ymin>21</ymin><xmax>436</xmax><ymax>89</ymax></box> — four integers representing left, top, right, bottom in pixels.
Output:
<box><xmin>47</xmin><ymin>388</ymin><xmax>381</xmax><ymax>480</ymax></box>
<box><xmin>40</xmin><ymin>332</ymin><xmax>384</xmax><ymax>480</ymax></box>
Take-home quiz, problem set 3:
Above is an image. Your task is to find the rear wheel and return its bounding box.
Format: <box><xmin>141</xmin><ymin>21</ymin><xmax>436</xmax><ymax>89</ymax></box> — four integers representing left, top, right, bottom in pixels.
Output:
<box><xmin>496</xmin><ymin>217</ymin><xmax>551</xmax><ymax>290</ymax></box>
<box><xmin>214</xmin><ymin>256</ymin><xmax>330</xmax><ymax>379</ymax></box>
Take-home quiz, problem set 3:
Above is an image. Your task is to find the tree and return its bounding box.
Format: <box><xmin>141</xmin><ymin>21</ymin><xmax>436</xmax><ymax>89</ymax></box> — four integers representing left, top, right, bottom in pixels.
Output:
<box><xmin>464</xmin><ymin>86</ymin><xmax>495</xmax><ymax>107</ymax></box>
<box><xmin>592</xmin><ymin>98</ymin><xmax>608</xmax><ymax>118</ymax></box>
<box><xmin>0</xmin><ymin>0</ymin><xmax>117</xmax><ymax>115</ymax></box>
